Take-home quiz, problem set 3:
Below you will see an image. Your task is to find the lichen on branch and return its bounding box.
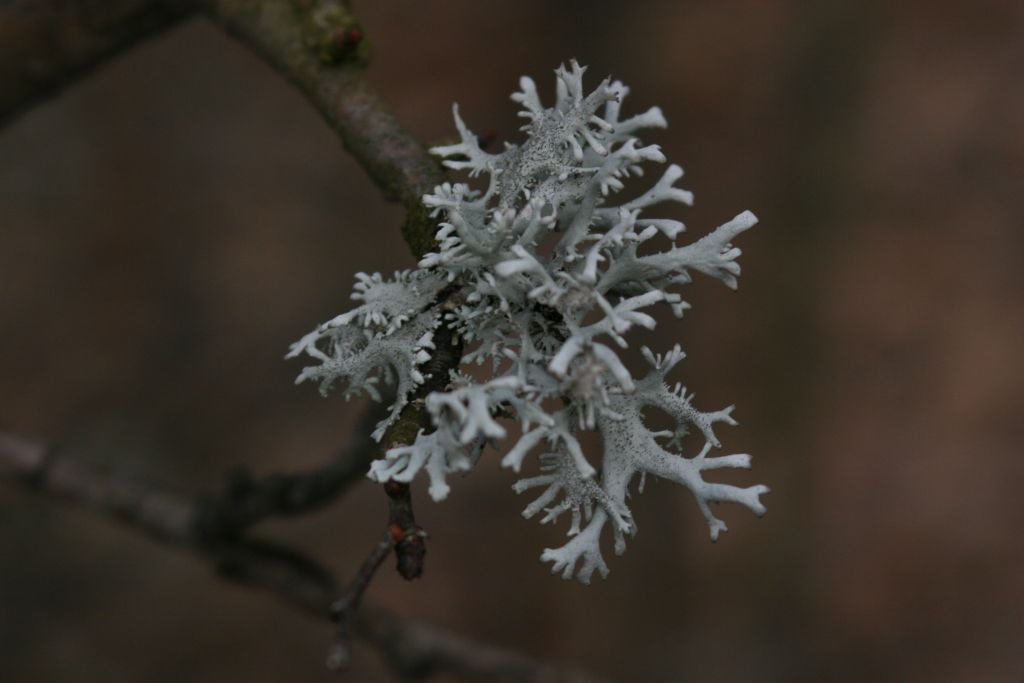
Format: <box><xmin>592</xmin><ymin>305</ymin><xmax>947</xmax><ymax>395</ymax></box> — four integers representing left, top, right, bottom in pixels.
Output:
<box><xmin>290</xmin><ymin>60</ymin><xmax>768</xmax><ymax>583</ymax></box>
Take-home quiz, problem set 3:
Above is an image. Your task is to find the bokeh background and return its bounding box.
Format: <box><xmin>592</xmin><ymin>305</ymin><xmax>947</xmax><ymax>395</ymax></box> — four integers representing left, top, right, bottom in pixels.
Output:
<box><xmin>2</xmin><ymin>1</ymin><xmax>1022</xmax><ymax>681</ymax></box>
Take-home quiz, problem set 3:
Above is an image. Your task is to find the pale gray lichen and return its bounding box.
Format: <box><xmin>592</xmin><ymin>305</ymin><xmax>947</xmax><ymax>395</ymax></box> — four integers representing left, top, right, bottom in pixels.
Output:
<box><xmin>289</xmin><ymin>61</ymin><xmax>768</xmax><ymax>583</ymax></box>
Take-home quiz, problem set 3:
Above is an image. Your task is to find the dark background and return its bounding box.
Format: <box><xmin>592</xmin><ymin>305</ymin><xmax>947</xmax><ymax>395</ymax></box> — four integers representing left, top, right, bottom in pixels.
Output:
<box><xmin>2</xmin><ymin>1</ymin><xmax>1022</xmax><ymax>681</ymax></box>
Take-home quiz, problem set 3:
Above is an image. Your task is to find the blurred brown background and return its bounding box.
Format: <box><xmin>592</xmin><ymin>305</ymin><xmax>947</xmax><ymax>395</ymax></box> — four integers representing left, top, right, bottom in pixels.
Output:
<box><xmin>2</xmin><ymin>1</ymin><xmax>1023</xmax><ymax>681</ymax></box>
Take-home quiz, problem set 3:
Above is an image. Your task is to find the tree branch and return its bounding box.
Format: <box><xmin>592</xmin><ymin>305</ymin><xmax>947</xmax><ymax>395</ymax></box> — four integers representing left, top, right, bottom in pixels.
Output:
<box><xmin>0</xmin><ymin>429</ymin><xmax>614</xmax><ymax>683</ymax></box>
<box><xmin>1</xmin><ymin>0</ymin><xmax>445</xmax><ymax>258</ymax></box>
<box><xmin>196</xmin><ymin>6</ymin><xmax>464</xmax><ymax>576</ymax></box>
<box><xmin>0</xmin><ymin>0</ymin><xmax>194</xmax><ymax>127</ymax></box>
<box><xmin>200</xmin><ymin>0</ymin><xmax>445</xmax><ymax>258</ymax></box>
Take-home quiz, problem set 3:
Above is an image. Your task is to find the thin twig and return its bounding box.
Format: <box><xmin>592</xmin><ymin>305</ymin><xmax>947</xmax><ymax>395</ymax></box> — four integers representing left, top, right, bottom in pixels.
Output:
<box><xmin>192</xmin><ymin>400</ymin><xmax>388</xmax><ymax>540</ymax></box>
<box><xmin>328</xmin><ymin>536</ymin><xmax>392</xmax><ymax>670</ymax></box>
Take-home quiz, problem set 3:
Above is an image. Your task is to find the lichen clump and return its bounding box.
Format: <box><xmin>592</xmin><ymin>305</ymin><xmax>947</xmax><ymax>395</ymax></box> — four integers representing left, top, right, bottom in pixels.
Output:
<box><xmin>289</xmin><ymin>61</ymin><xmax>768</xmax><ymax>583</ymax></box>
